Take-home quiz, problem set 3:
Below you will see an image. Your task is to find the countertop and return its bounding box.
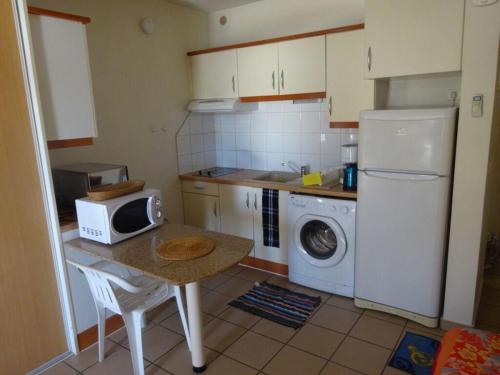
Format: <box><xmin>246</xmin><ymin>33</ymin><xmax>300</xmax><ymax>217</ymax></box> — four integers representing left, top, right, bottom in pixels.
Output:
<box><xmin>180</xmin><ymin>169</ymin><xmax>357</xmax><ymax>199</ymax></box>
<box><xmin>64</xmin><ymin>223</ymin><xmax>253</xmax><ymax>285</ymax></box>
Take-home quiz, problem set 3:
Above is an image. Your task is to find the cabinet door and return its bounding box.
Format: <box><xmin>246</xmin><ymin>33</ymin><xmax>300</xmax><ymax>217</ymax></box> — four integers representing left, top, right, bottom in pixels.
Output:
<box><xmin>253</xmin><ymin>190</ymin><xmax>289</xmax><ymax>265</ymax></box>
<box><xmin>219</xmin><ymin>185</ymin><xmax>254</xmax><ymax>242</ymax></box>
<box><xmin>364</xmin><ymin>0</ymin><xmax>464</xmax><ymax>78</ymax></box>
<box><xmin>327</xmin><ymin>30</ymin><xmax>374</xmax><ymax>123</ymax></box>
<box><xmin>29</xmin><ymin>15</ymin><xmax>97</xmax><ymax>141</ymax></box>
<box><xmin>238</xmin><ymin>44</ymin><xmax>279</xmax><ymax>97</ymax></box>
<box><xmin>183</xmin><ymin>192</ymin><xmax>220</xmax><ymax>232</ymax></box>
<box><xmin>278</xmin><ymin>36</ymin><xmax>326</xmax><ymax>95</ymax></box>
<box><xmin>191</xmin><ymin>50</ymin><xmax>238</xmax><ymax>99</ymax></box>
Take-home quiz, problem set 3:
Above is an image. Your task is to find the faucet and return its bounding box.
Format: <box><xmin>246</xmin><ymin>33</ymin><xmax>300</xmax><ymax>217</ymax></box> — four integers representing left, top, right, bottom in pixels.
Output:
<box><xmin>282</xmin><ymin>161</ymin><xmax>308</xmax><ymax>176</ymax></box>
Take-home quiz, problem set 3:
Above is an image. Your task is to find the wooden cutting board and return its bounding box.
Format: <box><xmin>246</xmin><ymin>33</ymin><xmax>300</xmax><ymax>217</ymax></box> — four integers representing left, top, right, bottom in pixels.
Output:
<box><xmin>156</xmin><ymin>236</ymin><xmax>215</xmax><ymax>261</ymax></box>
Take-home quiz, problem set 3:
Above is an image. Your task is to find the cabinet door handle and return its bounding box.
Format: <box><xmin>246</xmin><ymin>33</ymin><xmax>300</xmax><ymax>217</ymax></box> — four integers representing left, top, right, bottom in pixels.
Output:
<box><xmin>367</xmin><ymin>47</ymin><xmax>372</xmax><ymax>72</ymax></box>
<box><xmin>254</xmin><ymin>193</ymin><xmax>257</xmax><ymax>211</ymax></box>
<box><xmin>245</xmin><ymin>192</ymin><xmax>250</xmax><ymax>209</ymax></box>
<box><xmin>213</xmin><ymin>201</ymin><xmax>217</xmax><ymax>217</ymax></box>
<box><xmin>232</xmin><ymin>75</ymin><xmax>235</xmax><ymax>92</ymax></box>
<box><xmin>281</xmin><ymin>70</ymin><xmax>284</xmax><ymax>89</ymax></box>
<box><xmin>329</xmin><ymin>96</ymin><xmax>333</xmax><ymax>116</ymax></box>
<box><xmin>272</xmin><ymin>71</ymin><xmax>275</xmax><ymax>90</ymax></box>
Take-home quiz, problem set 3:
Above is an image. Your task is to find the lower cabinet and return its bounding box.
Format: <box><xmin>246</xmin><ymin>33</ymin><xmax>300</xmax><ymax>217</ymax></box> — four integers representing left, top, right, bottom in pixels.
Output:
<box><xmin>183</xmin><ymin>192</ymin><xmax>220</xmax><ymax>232</ymax></box>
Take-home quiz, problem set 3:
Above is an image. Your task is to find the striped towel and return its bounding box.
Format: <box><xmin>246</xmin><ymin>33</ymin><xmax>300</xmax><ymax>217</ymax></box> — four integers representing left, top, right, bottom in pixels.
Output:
<box><xmin>229</xmin><ymin>282</ymin><xmax>321</xmax><ymax>329</ymax></box>
<box><xmin>262</xmin><ymin>189</ymin><xmax>279</xmax><ymax>248</ymax></box>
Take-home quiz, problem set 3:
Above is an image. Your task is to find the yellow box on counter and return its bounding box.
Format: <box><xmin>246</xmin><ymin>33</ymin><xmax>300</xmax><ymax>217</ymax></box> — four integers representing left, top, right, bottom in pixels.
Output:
<box><xmin>302</xmin><ymin>172</ymin><xmax>322</xmax><ymax>186</ymax></box>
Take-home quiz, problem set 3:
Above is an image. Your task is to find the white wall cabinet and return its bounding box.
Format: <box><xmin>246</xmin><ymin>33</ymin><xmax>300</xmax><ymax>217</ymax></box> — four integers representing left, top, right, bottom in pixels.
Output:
<box><xmin>29</xmin><ymin>14</ymin><xmax>97</xmax><ymax>141</ymax></box>
<box><xmin>237</xmin><ymin>44</ymin><xmax>279</xmax><ymax>97</ymax></box>
<box><xmin>364</xmin><ymin>0</ymin><xmax>465</xmax><ymax>78</ymax></box>
<box><xmin>327</xmin><ymin>30</ymin><xmax>374</xmax><ymax>123</ymax></box>
<box><xmin>191</xmin><ymin>50</ymin><xmax>238</xmax><ymax>99</ymax></box>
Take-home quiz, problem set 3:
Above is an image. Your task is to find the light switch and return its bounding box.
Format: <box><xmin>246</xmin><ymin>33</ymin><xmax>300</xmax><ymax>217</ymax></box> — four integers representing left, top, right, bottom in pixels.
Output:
<box><xmin>472</xmin><ymin>94</ymin><xmax>483</xmax><ymax>118</ymax></box>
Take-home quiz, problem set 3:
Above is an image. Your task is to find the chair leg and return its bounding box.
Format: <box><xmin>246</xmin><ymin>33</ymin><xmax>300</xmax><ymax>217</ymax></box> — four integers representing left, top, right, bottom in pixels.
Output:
<box><xmin>124</xmin><ymin>312</ymin><xmax>145</xmax><ymax>375</ymax></box>
<box><xmin>96</xmin><ymin>303</ymin><xmax>106</xmax><ymax>362</ymax></box>
<box><xmin>174</xmin><ymin>285</ymin><xmax>192</xmax><ymax>351</ymax></box>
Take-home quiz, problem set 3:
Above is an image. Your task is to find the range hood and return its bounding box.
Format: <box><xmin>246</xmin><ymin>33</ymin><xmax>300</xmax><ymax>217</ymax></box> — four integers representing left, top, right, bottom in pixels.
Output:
<box><xmin>187</xmin><ymin>98</ymin><xmax>258</xmax><ymax>113</ymax></box>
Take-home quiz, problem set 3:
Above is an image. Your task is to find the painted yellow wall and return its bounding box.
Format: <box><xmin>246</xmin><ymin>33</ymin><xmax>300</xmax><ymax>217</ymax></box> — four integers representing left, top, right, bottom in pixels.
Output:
<box><xmin>442</xmin><ymin>1</ymin><xmax>500</xmax><ymax>326</ymax></box>
<box><xmin>28</xmin><ymin>0</ymin><xmax>208</xmax><ymax>223</ymax></box>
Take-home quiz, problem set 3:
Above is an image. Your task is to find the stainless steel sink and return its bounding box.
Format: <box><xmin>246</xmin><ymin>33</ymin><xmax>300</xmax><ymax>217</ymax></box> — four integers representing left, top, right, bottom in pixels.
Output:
<box><xmin>253</xmin><ymin>171</ymin><xmax>300</xmax><ymax>183</ymax></box>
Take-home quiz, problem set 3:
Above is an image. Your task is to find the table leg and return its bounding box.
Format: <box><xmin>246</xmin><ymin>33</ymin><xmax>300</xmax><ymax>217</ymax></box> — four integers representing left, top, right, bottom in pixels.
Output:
<box><xmin>185</xmin><ymin>281</ymin><xmax>206</xmax><ymax>373</ymax></box>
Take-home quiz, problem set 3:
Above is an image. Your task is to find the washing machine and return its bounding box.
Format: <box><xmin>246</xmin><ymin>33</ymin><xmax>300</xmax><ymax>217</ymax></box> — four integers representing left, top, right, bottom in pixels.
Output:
<box><xmin>288</xmin><ymin>194</ymin><xmax>356</xmax><ymax>297</ymax></box>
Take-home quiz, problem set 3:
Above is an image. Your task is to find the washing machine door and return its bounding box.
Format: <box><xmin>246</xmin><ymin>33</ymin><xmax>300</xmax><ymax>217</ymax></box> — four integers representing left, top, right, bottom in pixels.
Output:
<box><xmin>294</xmin><ymin>214</ymin><xmax>347</xmax><ymax>268</ymax></box>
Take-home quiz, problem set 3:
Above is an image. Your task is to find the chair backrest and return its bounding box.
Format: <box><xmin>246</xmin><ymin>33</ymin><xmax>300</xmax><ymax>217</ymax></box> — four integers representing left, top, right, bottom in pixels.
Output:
<box><xmin>66</xmin><ymin>259</ymin><xmax>144</xmax><ymax>313</ymax></box>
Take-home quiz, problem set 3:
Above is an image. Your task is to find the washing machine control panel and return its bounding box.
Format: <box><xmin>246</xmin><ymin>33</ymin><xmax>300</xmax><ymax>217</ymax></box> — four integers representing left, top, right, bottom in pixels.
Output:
<box><xmin>290</xmin><ymin>195</ymin><xmax>355</xmax><ymax>217</ymax></box>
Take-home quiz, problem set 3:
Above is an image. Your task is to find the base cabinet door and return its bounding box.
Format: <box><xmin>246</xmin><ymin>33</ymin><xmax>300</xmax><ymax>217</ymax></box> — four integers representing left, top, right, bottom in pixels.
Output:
<box><xmin>253</xmin><ymin>190</ymin><xmax>289</xmax><ymax>265</ymax></box>
<box><xmin>183</xmin><ymin>192</ymin><xmax>220</xmax><ymax>232</ymax></box>
<box><xmin>219</xmin><ymin>185</ymin><xmax>255</xmax><ymax>241</ymax></box>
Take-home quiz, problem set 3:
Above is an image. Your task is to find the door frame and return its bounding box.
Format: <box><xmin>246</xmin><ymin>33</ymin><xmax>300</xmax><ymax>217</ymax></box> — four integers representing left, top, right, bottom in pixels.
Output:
<box><xmin>11</xmin><ymin>0</ymin><xmax>78</xmax><ymax>354</ymax></box>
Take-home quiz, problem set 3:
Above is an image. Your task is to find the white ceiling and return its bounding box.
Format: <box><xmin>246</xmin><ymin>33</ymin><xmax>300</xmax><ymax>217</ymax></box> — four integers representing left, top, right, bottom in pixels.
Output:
<box><xmin>168</xmin><ymin>0</ymin><xmax>262</xmax><ymax>13</ymax></box>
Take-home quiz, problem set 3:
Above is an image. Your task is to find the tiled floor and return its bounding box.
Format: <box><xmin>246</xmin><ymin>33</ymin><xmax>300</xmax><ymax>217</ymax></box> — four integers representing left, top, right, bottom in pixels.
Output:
<box><xmin>43</xmin><ymin>266</ymin><xmax>446</xmax><ymax>375</ymax></box>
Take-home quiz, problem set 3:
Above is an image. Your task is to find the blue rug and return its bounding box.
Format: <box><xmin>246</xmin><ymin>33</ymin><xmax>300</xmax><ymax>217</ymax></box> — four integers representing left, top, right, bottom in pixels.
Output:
<box><xmin>388</xmin><ymin>332</ymin><xmax>440</xmax><ymax>375</ymax></box>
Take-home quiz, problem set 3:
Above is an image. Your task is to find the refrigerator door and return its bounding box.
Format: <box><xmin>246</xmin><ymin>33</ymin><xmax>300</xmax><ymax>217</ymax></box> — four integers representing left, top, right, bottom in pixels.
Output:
<box><xmin>355</xmin><ymin>170</ymin><xmax>450</xmax><ymax>318</ymax></box>
<box><xmin>359</xmin><ymin>108</ymin><xmax>457</xmax><ymax>175</ymax></box>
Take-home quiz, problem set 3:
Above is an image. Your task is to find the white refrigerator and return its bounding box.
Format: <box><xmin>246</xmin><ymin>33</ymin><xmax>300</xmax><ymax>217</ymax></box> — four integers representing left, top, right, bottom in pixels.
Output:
<box><xmin>354</xmin><ymin>108</ymin><xmax>457</xmax><ymax>328</ymax></box>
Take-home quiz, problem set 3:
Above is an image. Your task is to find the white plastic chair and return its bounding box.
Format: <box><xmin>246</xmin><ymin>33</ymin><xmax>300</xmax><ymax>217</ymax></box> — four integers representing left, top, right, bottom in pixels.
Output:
<box><xmin>67</xmin><ymin>259</ymin><xmax>191</xmax><ymax>375</ymax></box>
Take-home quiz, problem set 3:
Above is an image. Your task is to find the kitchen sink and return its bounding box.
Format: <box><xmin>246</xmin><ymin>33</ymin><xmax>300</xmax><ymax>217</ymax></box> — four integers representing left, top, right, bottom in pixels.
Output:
<box><xmin>253</xmin><ymin>171</ymin><xmax>301</xmax><ymax>183</ymax></box>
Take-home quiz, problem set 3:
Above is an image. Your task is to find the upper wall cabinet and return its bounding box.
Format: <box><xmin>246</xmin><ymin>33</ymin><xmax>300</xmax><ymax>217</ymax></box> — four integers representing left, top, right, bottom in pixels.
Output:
<box><xmin>191</xmin><ymin>50</ymin><xmax>238</xmax><ymax>99</ymax></box>
<box><xmin>327</xmin><ymin>30</ymin><xmax>374</xmax><ymax>124</ymax></box>
<box><xmin>278</xmin><ymin>36</ymin><xmax>326</xmax><ymax>95</ymax></box>
<box><xmin>238</xmin><ymin>44</ymin><xmax>279</xmax><ymax>97</ymax></box>
<box><xmin>364</xmin><ymin>0</ymin><xmax>465</xmax><ymax>79</ymax></box>
<box><xmin>29</xmin><ymin>11</ymin><xmax>97</xmax><ymax>142</ymax></box>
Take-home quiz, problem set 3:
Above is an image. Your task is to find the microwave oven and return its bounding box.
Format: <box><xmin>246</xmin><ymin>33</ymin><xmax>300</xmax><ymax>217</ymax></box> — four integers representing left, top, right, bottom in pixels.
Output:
<box><xmin>75</xmin><ymin>189</ymin><xmax>163</xmax><ymax>244</ymax></box>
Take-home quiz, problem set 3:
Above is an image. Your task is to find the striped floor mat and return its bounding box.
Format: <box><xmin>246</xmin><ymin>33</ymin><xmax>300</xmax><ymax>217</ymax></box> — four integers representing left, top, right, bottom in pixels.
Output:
<box><xmin>228</xmin><ymin>282</ymin><xmax>322</xmax><ymax>329</ymax></box>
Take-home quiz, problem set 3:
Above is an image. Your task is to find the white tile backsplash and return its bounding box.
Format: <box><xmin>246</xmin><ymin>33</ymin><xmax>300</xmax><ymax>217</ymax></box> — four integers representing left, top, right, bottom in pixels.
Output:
<box><xmin>177</xmin><ymin>101</ymin><xmax>352</xmax><ymax>173</ymax></box>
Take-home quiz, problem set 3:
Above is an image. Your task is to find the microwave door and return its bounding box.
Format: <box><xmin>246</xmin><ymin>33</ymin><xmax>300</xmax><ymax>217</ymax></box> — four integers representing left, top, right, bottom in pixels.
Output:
<box><xmin>112</xmin><ymin>198</ymin><xmax>152</xmax><ymax>234</ymax></box>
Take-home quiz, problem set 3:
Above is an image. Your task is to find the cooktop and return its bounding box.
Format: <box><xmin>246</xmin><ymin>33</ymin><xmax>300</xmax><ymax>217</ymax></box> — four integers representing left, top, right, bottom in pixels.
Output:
<box><xmin>196</xmin><ymin>167</ymin><xmax>240</xmax><ymax>177</ymax></box>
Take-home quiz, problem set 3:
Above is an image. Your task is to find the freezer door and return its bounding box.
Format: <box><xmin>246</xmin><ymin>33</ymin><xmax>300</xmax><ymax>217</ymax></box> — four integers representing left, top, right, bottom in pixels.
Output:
<box><xmin>354</xmin><ymin>171</ymin><xmax>450</xmax><ymax>318</ymax></box>
<box><xmin>359</xmin><ymin>108</ymin><xmax>457</xmax><ymax>175</ymax></box>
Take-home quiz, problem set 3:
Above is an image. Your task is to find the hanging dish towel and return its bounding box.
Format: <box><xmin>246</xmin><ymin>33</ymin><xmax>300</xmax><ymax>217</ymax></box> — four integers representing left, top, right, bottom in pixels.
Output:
<box><xmin>262</xmin><ymin>189</ymin><xmax>280</xmax><ymax>248</ymax></box>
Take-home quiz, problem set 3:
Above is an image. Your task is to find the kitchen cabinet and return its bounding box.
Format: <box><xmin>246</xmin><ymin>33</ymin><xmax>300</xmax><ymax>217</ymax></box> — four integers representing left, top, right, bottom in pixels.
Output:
<box><xmin>182</xmin><ymin>181</ymin><xmax>220</xmax><ymax>232</ymax></box>
<box><xmin>364</xmin><ymin>0</ymin><xmax>464</xmax><ymax>78</ymax></box>
<box><xmin>327</xmin><ymin>30</ymin><xmax>374</xmax><ymax>124</ymax></box>
<box><xmin>237</xmin><ymin>44</ymin><xmax>279</xmax><ymax>97</ymax></box>
<box><xmin>191</xmin><ymin>50</ymin><xmax>238</xmax><ymax>99</ymax></box>
<box><xmin>29</xmin><ymin>13</ymin><xmax>97</xmax><ymax>141</ymax></box>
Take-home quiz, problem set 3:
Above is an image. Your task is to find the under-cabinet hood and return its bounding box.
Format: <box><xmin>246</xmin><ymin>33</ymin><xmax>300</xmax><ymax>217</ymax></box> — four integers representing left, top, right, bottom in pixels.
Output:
<box><xmin>187</xmin><ymin>98</ymin><xmax>258</xmax><ymax>113</ymax></box>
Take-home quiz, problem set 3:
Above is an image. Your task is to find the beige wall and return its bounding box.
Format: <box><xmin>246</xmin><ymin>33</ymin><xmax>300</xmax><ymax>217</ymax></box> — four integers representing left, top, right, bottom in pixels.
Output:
<box><xmin>442</xmin><ymin>1</ymin><xmax>500</xmax><ymax>326</ymax></box>
<box><xmin>207</xmin><ymin>0</ymin><xmax>364</xmax><ymax>46</ymax></box>
<box><xmin>28</xmin><ymin>0</ymin><xmax>208</xmax><ymax>223</ymax></box>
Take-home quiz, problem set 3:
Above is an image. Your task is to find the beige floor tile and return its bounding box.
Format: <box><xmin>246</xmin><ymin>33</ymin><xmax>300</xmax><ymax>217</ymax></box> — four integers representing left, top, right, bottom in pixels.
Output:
<box><xmin>250</xmin><ymin>318</ymin><xmax>297</xmax><ymax>343</ymax></box>
<box><xmin>383</xmin><ymin>366</ymin><xmax>408</xmax><ymax>374</ymax></box>
<box><xmin>223</xmin><ymin>265</ymin><xmax>247</xmax><ymax>276</ymax></box>
<box><xmin>326</xmin><ymin>295</ymin><xmax>364</xmax><ymax>313</ymax></box>
<box><xmin>310</xmin><ymin>305</ymin><xmax>361</xmax><ymax>334</ymax></box>
<box><xmin>65</xmin><ymin>339</ymin><xmax>121</xmax><ymax>372</ymax></box>
<box><xmin>267</xmin><ymin>276</ymin><xmax>299</xmax><ymax>290</ymax></box>
<box><xmin>202</xmin><ymin>274</ymin><xmax>231</xmax><ymax>290</ymax></box>
<box><xmin>160</xmin><ymin>312</ymin><xmax>213</xmax><ymax>336</ymax></box>
<box><xmin>155</xmin><ymin>342</ymin><xmax>219</xmax><ymax>375</ymax></box>
<box><xmin>363</xmin><ymin>310</ymin><xmax>407</xmax><ymax>326</ymax></box>
<box><xmin>201</xmin><ymin>291</ymin><xmax>234</xmax><ymax>316</ymax></box>
<box><xmin>294</xmin><ymin>285</ymin><xmax>331</xmax><ymax>303</ymax></box>
<box><xmin>218</xmin><ymin>306</ymin><xmax>261</xmax><ymax>328</ymax></box>
<box><xmin>82</xmin><ymin>345</ymin><xmax>151</xmax><ymax>375</ymax></box>
<box><xmin>224</xmin><ymin>331</ymin><xmax>283</xmax><ymax>370</ymax></box>
<box><xmin>42</xmin><ymin>362</ymin><xmax>78</xmax><ymax>375</ymax></box>
<box><xmin>235</xmin><ymin>268</ymin><xmax>272</xmax><ymax>283</ymax></box>
<box><xmin>263</xmin><ymin>345</ymin><xmax>326</xmax><ymax>375</ymax></box>
<box><xmin>288</xmin><ymin>324</ymin><xmax>344</xmax><ymax>359</ymax></box>
<box><xmin>203</xmin><ymin>355</ymin><xmax>258</xmax><ymax>375</ymax></box>
<box><xmin>331</xmin><ymin>337</ymin><xmax>391</xmax><ymax>375</ymax></box>
<box><xmin>147</xmin><ymin>300</ymin><xmax>179</xmax><ymax>323</ymax></box>
<box><xmin>215</xmin><ymin>277</ymin><xmax>255</xmax><ymax>298</ymax></box>
<box><xmin>203</xmin><ymin>318</ymin><xmax>246</xmax><ymax>352</ymax></box>
<box><xmin>349</xmin><ymin>315</ymin><xmax>404</xmax><ymax>349</ymax></box>
<box><xmin>320</xmin><ymin>362</ymin><xmax>362</xmax><ymax>375</ymax></box>
<box><xmin>406</xmin><ymin>321</ymin><xmax>446</xmax><ymax>337</ymax></box>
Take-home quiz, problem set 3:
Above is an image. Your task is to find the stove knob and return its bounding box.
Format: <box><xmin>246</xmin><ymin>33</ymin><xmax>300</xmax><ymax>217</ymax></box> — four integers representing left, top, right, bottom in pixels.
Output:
<box><xmin>207</xmin><ymin>171</ymin><xmax>212</xmax><ymax>177</ymax></box>
<box><xmin>341</xmin><ymin>206</ymin><xmax>349</xmax><ymax>215</ymax></box>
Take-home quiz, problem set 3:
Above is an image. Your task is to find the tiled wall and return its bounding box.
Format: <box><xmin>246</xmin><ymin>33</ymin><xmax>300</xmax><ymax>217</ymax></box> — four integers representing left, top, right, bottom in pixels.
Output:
<box><xmin>176</xmin><ymin>100</ymin><xmax>357</xmax><ymax>174</ymax></box>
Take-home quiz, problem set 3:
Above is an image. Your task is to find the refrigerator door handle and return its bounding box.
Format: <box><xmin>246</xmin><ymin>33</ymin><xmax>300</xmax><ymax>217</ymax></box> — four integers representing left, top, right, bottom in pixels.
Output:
<box><xmin>362</xmin><ymin>170</ymin><xmax>441</xmax><ymax>181</ymax></box>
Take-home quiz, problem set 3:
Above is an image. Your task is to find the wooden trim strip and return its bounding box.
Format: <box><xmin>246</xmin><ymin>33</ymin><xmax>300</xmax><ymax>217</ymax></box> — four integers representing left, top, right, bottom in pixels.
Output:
<box><xmin>77</xmin><ymin>314</ymin><xmax>124</xmax><ymax>350</ymax></box>
<box><xmin>330</xmin><ymin>121</ymin><xmax>359</xmax><ymax>129</ymax></box>
<box><xmin>187</xmin><ymin>24</ymin><xmax>364</xmax><ymax>56</ymax></box>
<box><xmin>47</xmin><ymin>137</ymin><xmax>93</xmax><ymax>149</ymax></box>
<box><xmin>28</xmin><ymin>6</ymin><xmax>91</xmax><ymax>24</ymax></box>
<box><xmin>240</xmin><ymin>92</ymin><xmax>326</xmax><ymax>103</ymax></box>
<box><xmin>240</xmin><ymin>256</ymin><xmax>288</xmax><ymax>276</ymax></box>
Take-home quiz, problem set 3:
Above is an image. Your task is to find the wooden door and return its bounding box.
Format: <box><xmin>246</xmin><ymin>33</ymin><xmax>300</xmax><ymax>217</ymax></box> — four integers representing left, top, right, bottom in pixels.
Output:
<box><xmin>0</xmin><ymin>2</ymin><xmax>67</xmax><ymax>373</ymax></box>
<box><xmin>237</xmin><ymin>43</ymin><xmax>279</xmax><ymax>97</ymax></box>
<box><xmin>191</xmin><ymin>50</ymin><xmax>238</xmax><ymax>99</ymax></box>
<box><xmin>326</xmin><ymin>30</ymin><xmax>374</xmax><ymax>124</ymax></box>
<box><xmin>278</xmin><ymin>36</ymin><xmax>326</xmax><ymax>95</ymax></box>
<box><xmin>183</xmin><ymin>192</ymin><xmax>221</xmax><ymax>232</ymax></box>
<box><xmin>364</xmin><ymin>0</ymin><xmax>464</xmax><ymax>78</ymax></box>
